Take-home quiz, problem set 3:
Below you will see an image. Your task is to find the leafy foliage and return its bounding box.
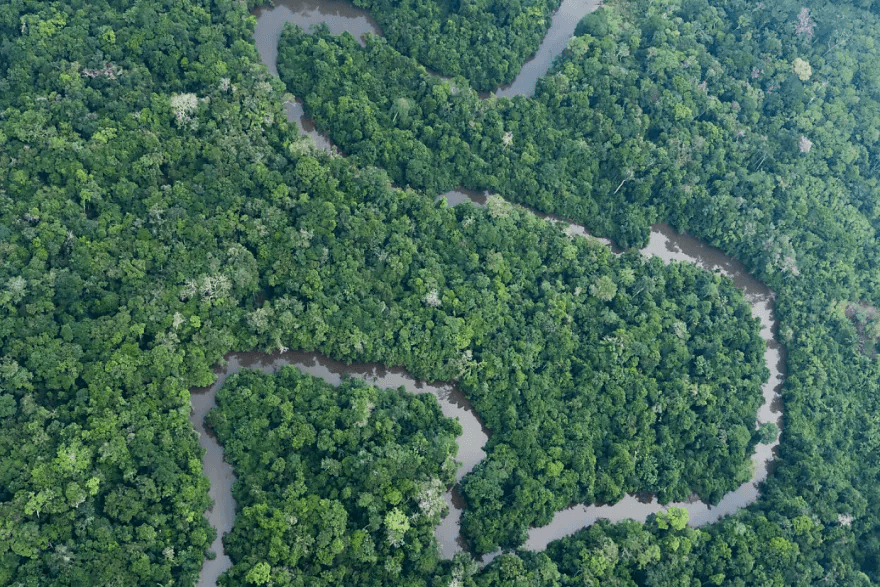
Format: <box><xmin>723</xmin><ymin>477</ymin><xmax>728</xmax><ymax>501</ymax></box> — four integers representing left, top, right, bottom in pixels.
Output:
<box><xmin>350</xmin><ymin>0</ymin><xmax>563</xmax><ymax>91</ymax></box>
<box><xmin>205</xmin><ymin>367</ymin><xmax>460</xmax><ymax>586</ymax></box>
<box><xmin>7</xmin><ymin>0</ymin><xmax>880</xmax><ymax>583</ymax></box>
<box><xmin>0</xmin><ymin>0</ymin><xmax>766</xmax><ymax>582</ymax></box>
<box><xmin>276</xmin><ymin>0</ymin><xmax>880</xmax><ymax>582</ymax></box>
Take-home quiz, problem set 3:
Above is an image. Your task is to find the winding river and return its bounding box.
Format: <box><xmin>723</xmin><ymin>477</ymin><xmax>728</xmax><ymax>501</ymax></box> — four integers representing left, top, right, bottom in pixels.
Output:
<box><xmin>191</xmin><ymin>1</ymin><xmax>785</xmax><ymax>584</ymax></box>
<box><xmin>190</xmin><ymin>352</ymin><xmax>488</xmax><ymax>585</ymax></box>
<box><xmin>252</xmin><ymin>0</ymin><xmax>602</xmax><ymax>144</ymax></box>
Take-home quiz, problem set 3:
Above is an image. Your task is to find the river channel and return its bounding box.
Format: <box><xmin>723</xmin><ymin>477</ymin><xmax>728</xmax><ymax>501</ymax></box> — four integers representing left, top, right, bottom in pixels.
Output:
<box><xmin>191</xmin><ymin>221</ymin><xmax>784</xmax><ymax>583</ymax></box>
<box><xmin>190</xmin><ymin>351</ymin><xmax>487</xmax><ymax>586</ymax></box>
<box><xmin>191</xmin><ymin>2</ymin><xmax>785</xmax><ymax>584</ymax></box>
<box><xmin>252</xmin><ymin>0</ymin><xmax>602</xmax><ymax>144</ymax></box>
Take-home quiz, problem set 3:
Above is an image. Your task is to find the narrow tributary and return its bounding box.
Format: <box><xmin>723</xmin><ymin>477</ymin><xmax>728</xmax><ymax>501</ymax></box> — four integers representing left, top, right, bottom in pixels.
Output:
<box><xmin>191</xmin><ymin>2</ymin><xmax>786</xmax><ymax>584</ymax></box>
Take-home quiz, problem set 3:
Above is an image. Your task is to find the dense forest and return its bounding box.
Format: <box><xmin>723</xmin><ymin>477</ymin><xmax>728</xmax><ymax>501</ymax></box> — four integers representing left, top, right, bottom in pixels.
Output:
<box><xmin>276</xmin><ymin>0</ymin><xmax>880</xmax><ymax>582</ymax></box>
<box><xmin>348</xmin><ymin>0</ymin><xmax>564</xmax><ymax>91</ymax></box>
<box><xmin>205</xmin><ymin>367</ymin><xmax>461</xmax><ymax>586</ymax></box>
<box><xmin>2</xmin><ymin>0</ymin><xmax>880</xmax><ymax>585</ymax></box>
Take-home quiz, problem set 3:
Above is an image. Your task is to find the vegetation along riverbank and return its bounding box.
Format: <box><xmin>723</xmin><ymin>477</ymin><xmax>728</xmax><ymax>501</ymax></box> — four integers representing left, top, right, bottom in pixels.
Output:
<box><xmin>2</xmin><ymin>0</ymin><xmax>880</xmax><ymax>585</ymax></box>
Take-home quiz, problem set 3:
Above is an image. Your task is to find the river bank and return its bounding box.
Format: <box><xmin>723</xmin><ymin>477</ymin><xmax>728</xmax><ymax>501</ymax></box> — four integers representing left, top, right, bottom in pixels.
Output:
<box><xmin>191</xmin><ymin>218</ymin><xmax>784</xmax><ymax>584</ymax></box>
<box><xmin>190</xmin><ymin>1</ymin><xmax>785</xmax><ymax>583</ymax></box>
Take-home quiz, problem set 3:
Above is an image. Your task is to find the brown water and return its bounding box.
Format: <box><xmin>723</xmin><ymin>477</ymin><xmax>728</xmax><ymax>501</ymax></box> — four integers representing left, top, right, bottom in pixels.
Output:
<box><xmin>190</xmin><ymin>383</ymin><xmax>237</xmax><ymax>587</ymax></box>
<box><xmin>255</xmin><ymin>0</ymin><xmax>598</xmax><ymax>98</ymax></box>
<box><xmin>441</xmin><ymin>193</ymin><xmax>784</xmax><ymax>546</ymax></box>
<box><xmin>283</xmin><ymin>99</ymin><xmax>334</xmax><ymax>151</ymax></box>
<box><xmin>253</xmin><ymin>0</ymin><xmax>380</xmax><ymax>150</ymax></box>
<box><xmin>253</xmin><ymin>0</ymin><xmax>380</xmax><ymax>76</ymax></box>
<box><xmin>438</xmin><ymin>188</ymin><xmax>490</xmax><ymax>207</ymax></box>
<box><xmin>191</xmin><ymin>217</ymin><xmax>785</xmax><ymax>583</ymax></box>
<box><xmin>254</xmin><ymin>0</ymin><xmax>600</xmax><ymax>150</ymax></box>
<box><xmin>192</xmin><ymin>4</ymin><xmax>785</xmax><ymax>582</ymax></box>
<box><xmin>523</xmin><ymin>223</ymin><xmax>784</xmax><ymax>549</ymax></box>
<box><xmin>494</xmin><ymin>0</ymin><xmax>602</xmax><ymax>98</ymax></box>
<box><xmin>190</xmin><ymin>351</ymin><xmax>488</xmax><ymax>586</ymax></box>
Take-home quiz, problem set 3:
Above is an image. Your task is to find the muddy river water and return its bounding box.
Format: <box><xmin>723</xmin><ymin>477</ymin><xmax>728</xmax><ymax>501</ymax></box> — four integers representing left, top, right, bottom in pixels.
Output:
<box><xmin>191</xmin><ymin>223</ymin><xmax>784</xmax><ymax>582</ymax></box>
<box><xmin>252</xmin><ymin>0</ymin><xmax>602</xmax><ymax>142</ymax></box>
<box><xmin>191</xmin><ymin>2</ymin><xmax>785</xmax><ymax>583</ymax></box>
<box><xmin>190</xmin><ymin>351</ymin><xmax>488</xmax><ymax>585</ymax></box>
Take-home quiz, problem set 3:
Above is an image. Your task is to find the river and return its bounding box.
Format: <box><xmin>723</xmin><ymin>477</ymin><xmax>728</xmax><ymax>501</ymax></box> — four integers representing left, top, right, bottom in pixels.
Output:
<box><xmin>253</xmin><ymin>0</ymin><xmax>381</xmax><ymax>150</ymax></box>
<box><xmin>191</xmin><ymin>1</ymin><xmax>785</xmax><ymax>584</ymax></box>
<box><xmin>524</xmin><ymin>223</ymin><xmax>784</xmax><ymax>549</ymax></box>
<box><xmin>252</xmin><ymin>0</ymin><xmax>601</xmax><ymax>145</ymax></box>
<box><xmin>191</xmin><ymin>221</ymin><xmax>784</xmax><ymax>582</ymax></box>
<box><xmin>189</xmin><ymin>352</ymin><xmax>488</xmax><ymax>585</ymax></box>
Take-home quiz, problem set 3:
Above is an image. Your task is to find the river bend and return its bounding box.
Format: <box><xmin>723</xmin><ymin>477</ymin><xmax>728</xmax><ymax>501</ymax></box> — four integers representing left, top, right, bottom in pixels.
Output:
<box><xmin>191</xmin><ymin>221</ymin><xmax>784</xmax><ymax>584</ymax></box>
<box><xmin>190</xmin><ymin>2</ymin><xmax>785</xmax><ymax>584</ymax></box>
